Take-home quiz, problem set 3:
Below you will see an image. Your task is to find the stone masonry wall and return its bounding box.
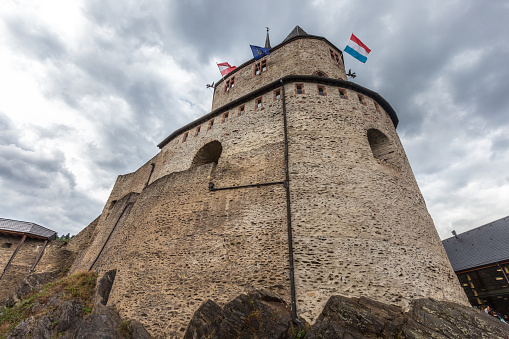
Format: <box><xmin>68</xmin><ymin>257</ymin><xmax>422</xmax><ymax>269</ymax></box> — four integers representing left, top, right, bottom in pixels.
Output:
<box><xmin>280</xmin><ymin>82</ymin><xmax>469</xmax><ymax>323</ymax></box>
<box><xmin>67</xmin><ymin>35</ymin><xmax>469</xmax><ymax>337</ymax></box>
<box><xmin>69</xmin><ymin>94</ymin><xmax>293</xmax><ymax>336</ymax></box>
<box><xmin>212</xmin><ymin>38</ymin><xmax>347</xmax><ymax>110</ymax></box>
<box><xmin>0</xmin><ymin>236</ymin><xmax>45</xmax><ymax>301</ymax></box>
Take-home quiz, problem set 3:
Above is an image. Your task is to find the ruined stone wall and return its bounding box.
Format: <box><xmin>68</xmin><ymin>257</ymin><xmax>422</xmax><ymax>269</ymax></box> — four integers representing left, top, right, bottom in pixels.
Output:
<box><xmin>105</xmin><ymin>155</ymin><xmax>160</xmax><ymax>209</ymax></box>
<box><xmin>212</xmin><ymin>38</ymin><xmax>347</xmax><ymax>110</ymax></box>
<box><xmin>0</xmin><ymin>235</ymin><xmax>45</xmax><ymax>301</ymax></box>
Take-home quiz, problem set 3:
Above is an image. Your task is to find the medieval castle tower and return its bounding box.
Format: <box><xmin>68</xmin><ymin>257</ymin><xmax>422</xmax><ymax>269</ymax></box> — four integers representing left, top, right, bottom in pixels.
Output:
<box><xmin>64</xmin><ymin>26</ymin><xmax>468</xmax><ymax>337</ymax></box>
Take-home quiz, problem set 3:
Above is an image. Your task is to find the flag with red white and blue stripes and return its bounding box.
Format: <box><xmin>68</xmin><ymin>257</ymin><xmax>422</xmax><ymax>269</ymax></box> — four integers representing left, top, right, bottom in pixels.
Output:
<box><xmin>344</xmin><ymin>34</ymin><xmax>371</xmax><ymax>63</ymax></box>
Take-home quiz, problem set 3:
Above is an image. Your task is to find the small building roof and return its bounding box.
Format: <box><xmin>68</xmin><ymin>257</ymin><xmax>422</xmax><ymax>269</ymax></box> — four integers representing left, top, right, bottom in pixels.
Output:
<box><xmin>0</xmin><ymin>217</ymin><xmax>57</xmax><ymax>240</ymax></box>
<box><xmin>442</xmin><ymin>215</ymin><xmax>509</xmax><ymax>272</ymax></box>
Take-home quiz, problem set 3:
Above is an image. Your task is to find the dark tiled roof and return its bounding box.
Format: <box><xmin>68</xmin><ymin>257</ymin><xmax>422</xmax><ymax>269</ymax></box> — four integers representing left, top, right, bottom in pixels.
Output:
<box><xmin>283</xmin><ymin>25</ymin><xmax>309</xmax><ymax>43</ymax></box>
<box><xmin>442</xmin><ymin>215</ymin><xmax>509</xmax><ymax>272</ymax></box>
<box><xmin>0</xmin><ymin>217</ymin><xmax>57</xmax><ymax>240</ymax></box>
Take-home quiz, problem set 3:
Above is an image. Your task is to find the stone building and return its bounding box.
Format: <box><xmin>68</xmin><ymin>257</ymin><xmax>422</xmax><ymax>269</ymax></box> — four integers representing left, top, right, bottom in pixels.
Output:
<box><xmin>67</xmin><ymin>26</ymin><xmax>469</xmax><ymax>337</ymax></box>
<box><xmin>0</xmin><ymin>218</ymin><xmax>56</xmax><ymax>300</ymax></box>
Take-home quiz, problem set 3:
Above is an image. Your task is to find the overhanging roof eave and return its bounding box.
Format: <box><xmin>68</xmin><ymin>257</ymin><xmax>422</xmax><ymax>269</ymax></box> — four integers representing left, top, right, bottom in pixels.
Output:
<box><xmin>158</xmin><ymin>75</ymin><xmax>399</xmax><ymax>149</ymax></box>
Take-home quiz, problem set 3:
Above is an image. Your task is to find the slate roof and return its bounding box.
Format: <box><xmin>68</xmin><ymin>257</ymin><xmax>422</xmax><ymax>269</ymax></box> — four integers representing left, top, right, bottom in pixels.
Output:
<box><xmin>442</xmin><ymin>215</ymin><xmax>509</xmax><ymax>272</ymax></box>
<box><xmin>282</xmin><ymin>25</ymin><xmax>309</xmax><ymax>43</ymax></box>
<box><xmin>0</xmin><ymin>217</ymin><xmax>57</xmax><ymax>240</ymax></box>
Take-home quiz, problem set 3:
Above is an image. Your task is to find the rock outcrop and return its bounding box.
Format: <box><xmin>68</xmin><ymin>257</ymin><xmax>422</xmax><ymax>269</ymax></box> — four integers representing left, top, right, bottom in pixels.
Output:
<box><xmin>2</xmin><ymin>270</ymin><xmax>150</xmax><ymax>339</ymax></box>
<box><xmin>184</xmin><ymin>289</ymin><xmax>296</xmax><ymax>339</ymax></box>
<box><xmin>185</xmin><ymin>292</ymin><xmax>509</xmax><ymax>339</ymax></box>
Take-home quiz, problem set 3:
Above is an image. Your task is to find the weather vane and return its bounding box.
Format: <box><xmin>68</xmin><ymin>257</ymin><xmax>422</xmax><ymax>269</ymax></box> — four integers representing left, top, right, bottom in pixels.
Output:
<box><xmin>346</xmin><ymin>69</ymin><xmax>356</xmax><ymax>79</ymax></box>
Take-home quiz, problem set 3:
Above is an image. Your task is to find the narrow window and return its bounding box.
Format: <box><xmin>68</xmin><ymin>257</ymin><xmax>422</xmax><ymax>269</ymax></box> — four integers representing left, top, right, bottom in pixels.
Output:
<box><xmin>208</xmin><ymin>119</ymin><xmax>214</xmax><ymax>130</ymax></box>
<box><xmin>255</xmin><ymin>97</ymin><xmax>262</xmax><ymax>108</ymax></box>
<box><xmin>224</xmin><ymin>76</ymin><xmax>235</xmax><ymax>92</ymax></box>
<box><xmin>195</xmin><ymin>126</ymin><xmax>201</xmax><ymax>136</ymax></box>
<box><xmin>375</xmin><ymin>103</ymin><xmax>381</xmax><ymax>113</ymax></box>
<box><xmin>238</xmin><ymin>105</ymin><xmax>245</xmax><ymax>116</ymax></box>
<box><xmin>317</xmin><ymin>85</ymin><xmax>326</xmax><ymax>96</ymax></box>
<box><xmin>274</xmin><ymin>89</ymin><xmax>281</xmax><ymax>101</ymax></box>
<box><xmin>329</xmin><ymin>48</ymin><xmax>342</xmax><ymax>65</ymax></box>
<box><xmin>295</xmin><ymin>84</ymin><xmax>304</xmax><ymax>94</ymax></box>
<box><xmin>253</xmin><ymin>59</ymin><xmax>268</xmax><ymax>76</ymax></box>
<box><xmin>2</xmin><ymin>243</ymin><xmax>12</xmax><ymax>248</ymax></box>
<box><xmin>223</xmin><ymin>112</ymin><xmax>229</xmax><ymax>123</ymax></box>
<box><xmin>358</xmin><ymin>94</ymin><xmax>366</xmax><ymax>105</ymax></box>
<box><xmin>254</xmin><ymin>63</ymin><xmax>261</xmax><ymax>75</ymax></box>
<box><xmin>339</xmin><ymin>89</ymin><xmax>347</xmax><ymax>99</ymax></box>
<box><xmin>182</xmin><ymin>132</ymin><xmax>189</xmax><ymax>142</ymax></box>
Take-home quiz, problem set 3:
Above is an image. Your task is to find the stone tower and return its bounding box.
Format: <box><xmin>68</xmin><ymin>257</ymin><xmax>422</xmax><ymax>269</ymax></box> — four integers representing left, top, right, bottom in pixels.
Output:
<box><xmin>70</xmin><ymin>26</ymin><xmax>468</xmax><ymax>337</ymax></box>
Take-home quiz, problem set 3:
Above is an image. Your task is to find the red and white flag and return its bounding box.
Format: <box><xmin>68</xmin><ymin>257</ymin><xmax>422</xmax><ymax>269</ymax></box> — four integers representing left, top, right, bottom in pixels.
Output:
<box><xmin>217</xmin><ymin>62</ymin><xmax>237</xmax><ymax>77</ymax></box>
<box><xmin>344</xmin><ymin>34</ymin><xmax>371</xmax><ymax>63</ymax></box>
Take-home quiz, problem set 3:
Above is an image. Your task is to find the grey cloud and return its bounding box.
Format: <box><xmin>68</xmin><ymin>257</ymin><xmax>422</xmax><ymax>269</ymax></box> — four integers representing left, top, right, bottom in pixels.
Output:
<box><xmin>0</xmin><ymin>144</ymin><xmax>76</xmax><ymax>190</ymax></box>
<box><xmin>4</xmin><ymin>16</ymin><xmax>67</xmax><ymax>61</ymax></box>
<box><xmin>1</xmin><ymin>0</ymin><xmax>508</xmax><ymax>239</ymax></box>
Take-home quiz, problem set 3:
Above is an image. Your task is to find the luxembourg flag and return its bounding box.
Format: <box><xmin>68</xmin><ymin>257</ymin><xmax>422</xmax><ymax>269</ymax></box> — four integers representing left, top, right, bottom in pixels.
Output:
<box><xmin>344</xmin><ymin>34</ymin><xmax>371</xmax><ymax>63</ymax></box>
<box><xmin>217</xmin><ymin>62</ymin><xmax>237</xmax><ymax>77</ymax></box>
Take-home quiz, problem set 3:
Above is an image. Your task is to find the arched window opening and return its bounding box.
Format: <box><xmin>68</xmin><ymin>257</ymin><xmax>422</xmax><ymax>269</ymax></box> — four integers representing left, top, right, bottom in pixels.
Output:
<box><xmin>367</xmin><ymin>129</ymin><xmax>399</xmax><ymax>167</ymax></box>
<box><xmin>312</xmin><ymin>70</ymin><xmax>328</xmax><ymax>77</ymax></box>
<box><xmin>191</xmin><ymin>141</ymin><xmax>222</xmax><ymax>168</ymax></box>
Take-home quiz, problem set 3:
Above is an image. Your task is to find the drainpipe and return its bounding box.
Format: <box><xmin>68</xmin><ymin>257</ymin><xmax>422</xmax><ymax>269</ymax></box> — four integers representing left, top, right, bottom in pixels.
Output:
<box><xmin>280</xmin><ymin>79</ymin><xmax>303</xmax><ymax>329</ymax></box>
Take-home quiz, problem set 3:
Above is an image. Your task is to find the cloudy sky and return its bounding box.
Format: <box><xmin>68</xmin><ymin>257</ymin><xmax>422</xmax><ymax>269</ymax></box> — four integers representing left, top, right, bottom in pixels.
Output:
<box><xmin>0</xmin><ymin>0</ymin><xmax>508</xmax><ymax>239</ymax></box>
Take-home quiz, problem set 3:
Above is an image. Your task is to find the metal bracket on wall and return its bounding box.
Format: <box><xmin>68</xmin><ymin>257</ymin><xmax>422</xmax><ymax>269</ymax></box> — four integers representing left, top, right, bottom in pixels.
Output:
<box><xmin>208</xmin><ymin>181</ymin><xmax>285</xmax><ymax>192</ymax></box>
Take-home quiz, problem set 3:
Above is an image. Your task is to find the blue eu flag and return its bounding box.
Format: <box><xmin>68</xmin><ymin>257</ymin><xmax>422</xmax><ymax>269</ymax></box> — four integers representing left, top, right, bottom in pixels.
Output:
<box><xmin>250</xmin><ymin>45</ymin><xmax>270</xmax><ymax>60</ymax></box>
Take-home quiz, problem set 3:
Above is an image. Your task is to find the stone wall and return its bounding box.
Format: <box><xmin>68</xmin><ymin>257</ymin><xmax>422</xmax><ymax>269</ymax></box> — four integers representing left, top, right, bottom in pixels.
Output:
<box><xmin>0</xmin><ymin>236</ymin><xmax>45</xmax><ymax>301</ymax></box>
<box><xmin>212</xmin><ymin>38</ymin><xmax>347</xmax><ymax>110</ymax></box>
<box><xmin>70</xmin><ymin>96</ymin><xmax>292</xmax><ymax>336</ymax></box>
<box><xmin>281</xmin><ymin>82</ymin><xmax>468</xmax><ymax>322</ymax></box>
<box><xmin>66</xmin><ymin>35</ymin><xmax>468</xmax><ymax>337</ymax></box>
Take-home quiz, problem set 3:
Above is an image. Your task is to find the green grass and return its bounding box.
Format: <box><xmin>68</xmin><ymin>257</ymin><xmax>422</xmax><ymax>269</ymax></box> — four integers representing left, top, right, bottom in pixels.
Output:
<box><xmin>0</xmin><ymin>271</ymin><xmax>97</xmax><ymax>338</ymax></box>
<box><xmin>118</xmin><ymin>318</ymin><xmax>133</xmax><ymax>337</ymax></box>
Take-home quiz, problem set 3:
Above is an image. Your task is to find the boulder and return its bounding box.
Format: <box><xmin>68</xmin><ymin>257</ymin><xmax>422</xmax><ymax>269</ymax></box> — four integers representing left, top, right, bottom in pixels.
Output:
<box><xmin>93</xmin><ymin>269</ymin><xmax>117</xmax><ymax>306</ymax></box>
<box><xmin>184</xmin><ymin>289</ymin><xmax>294</xmax><ymax>339</ymax></box>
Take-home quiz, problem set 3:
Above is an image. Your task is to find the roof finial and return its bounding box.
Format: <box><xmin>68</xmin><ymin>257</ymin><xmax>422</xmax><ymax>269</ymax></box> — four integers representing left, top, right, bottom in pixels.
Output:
<box><xmin>265</xmin><ymin>27</ymin><xmax>271</xmax><ymax>49</ymax></box>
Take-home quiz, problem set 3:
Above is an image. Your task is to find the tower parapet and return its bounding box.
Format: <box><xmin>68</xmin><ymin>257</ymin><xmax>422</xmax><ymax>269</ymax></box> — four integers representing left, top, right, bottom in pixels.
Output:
<box><xmin>212</xmin><ymin>29</ymin><xmax>348</xmax><ymax>110</ymax></box>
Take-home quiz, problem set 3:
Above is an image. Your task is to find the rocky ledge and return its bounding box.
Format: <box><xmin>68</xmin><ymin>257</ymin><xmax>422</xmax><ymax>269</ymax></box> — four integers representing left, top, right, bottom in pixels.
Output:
<box><xmin>185</xmin><ymin>291</ymin><xmax>509</xmax><ymax>339</ymax></box>
<box><xmin>3</xmin><ymin>271</ymin><xmax>508</xmax><ymax>338</ymax></box>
